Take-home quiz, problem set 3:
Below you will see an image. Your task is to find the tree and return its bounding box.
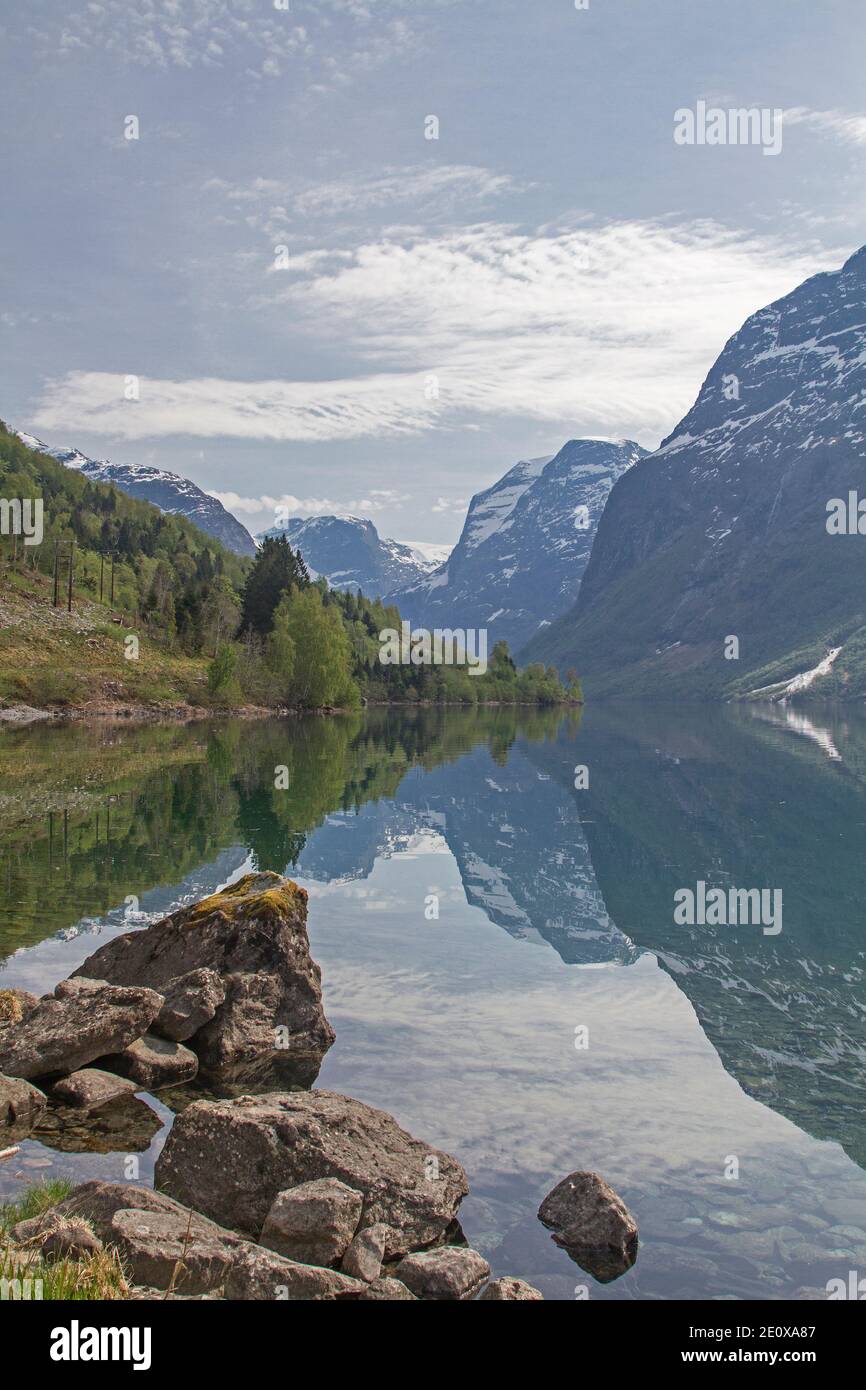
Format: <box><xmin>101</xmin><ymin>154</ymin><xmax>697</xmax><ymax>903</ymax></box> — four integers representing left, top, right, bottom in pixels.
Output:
<box><xmin>207</xmin><ymin>643</ymin><xmax>243</xmax><ymax>706</ymax></box>
<box><xmin>279</xmin><ymin>586</ymin><xmax>359</xmax><ymax>708</ymax></box>
<box><xmin>265</xmin><ymin>593</ymin><xmax>297</xmax><ymax>701</ymax></box>
<box><xmin>240</xmin><ymin>535</ymin><xmax>309</xmax><ymax>635</ymax></box>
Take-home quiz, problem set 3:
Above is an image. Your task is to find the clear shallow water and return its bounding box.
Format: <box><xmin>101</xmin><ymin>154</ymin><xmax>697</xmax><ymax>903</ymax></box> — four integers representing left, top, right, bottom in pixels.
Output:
<box><xmin>2</xmin><ymin>703</ymin><xmax>866</xmax><ymax>1300</ymax></box>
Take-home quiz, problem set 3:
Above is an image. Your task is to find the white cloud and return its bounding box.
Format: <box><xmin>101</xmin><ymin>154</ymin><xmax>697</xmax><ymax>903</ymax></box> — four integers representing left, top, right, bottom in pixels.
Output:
<box><xmin>209</xmin><ymin>487</ymin><xmax>410</xmax><ymax>527</ymax></box>
<box><xmin>783</xmin><ymin>107</ymin><xmax>866</xmax><ymax>148</ymax></box>
<box><xmin>31</xmin><ymin>220</ymin><xmax>838</xmax><ymax>448</ymax></box>
<box><xmin>27</xmin><ymin>0</ymin><xmax>424</xmax><ymax>74</ymax></box>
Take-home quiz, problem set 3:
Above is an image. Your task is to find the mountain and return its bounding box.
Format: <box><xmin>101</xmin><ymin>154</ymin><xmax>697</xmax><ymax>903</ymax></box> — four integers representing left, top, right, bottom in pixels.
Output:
<box><xmin>257</xmin><ymin>514</ymin><xmax>449</xmax><ymax>597</ymax></box>
<box><xmin>524</xmin><ymin>245</ymin><xmax>866</xmax><ymax>698</ymax></box>
<box><xmin>16</xmin><ymin>431</ymin><xmax>256</xmax><ymax>557</ymax></box>
<box><xmin>390</xmin><ymin>439</ymin><xmax>646</xmax><ymax>654</ymax></box>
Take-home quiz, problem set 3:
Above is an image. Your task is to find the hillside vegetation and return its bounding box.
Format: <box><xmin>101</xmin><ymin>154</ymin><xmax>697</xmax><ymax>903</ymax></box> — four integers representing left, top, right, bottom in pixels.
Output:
<box><xmin>0</xmin><ymin>425</ymin><xmax>577</xmax><ymax>712</ymax></box>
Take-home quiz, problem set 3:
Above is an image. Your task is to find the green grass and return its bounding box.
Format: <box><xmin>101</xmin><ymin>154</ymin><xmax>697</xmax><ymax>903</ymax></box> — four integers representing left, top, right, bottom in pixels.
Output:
<box><xmin>0</xmin><ymin>1177</ymin><xmax>73</xmax><ymax>1233</ymax></box>
<box><xmin>0</xmin><ymin>1177</ymin><xmax>131</xmax><ymax>1300</ymax></box>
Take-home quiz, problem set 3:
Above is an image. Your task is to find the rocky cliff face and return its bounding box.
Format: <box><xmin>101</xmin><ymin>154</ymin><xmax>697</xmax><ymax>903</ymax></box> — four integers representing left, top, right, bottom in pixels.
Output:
<box><xmin>392</xmin><ymin>439</ymin><xmax>645</xmax><ymax>655</ymax></box>
<box><xmin>525</xmin><ymin>245</ymin><xmax>866</xmax><ymax>698</ymax></box>
<box><xmin>257</xmin><ymin>514</ymin><xmax>445</xmax><ymax>597</ymax></box>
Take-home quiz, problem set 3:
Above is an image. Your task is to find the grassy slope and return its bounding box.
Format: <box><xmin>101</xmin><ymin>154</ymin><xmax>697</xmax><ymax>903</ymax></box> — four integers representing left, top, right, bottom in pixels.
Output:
<box><xmin>0</xmin><ymin>564</ymin><xmax>210</xmax><ymax>710</ymax></box>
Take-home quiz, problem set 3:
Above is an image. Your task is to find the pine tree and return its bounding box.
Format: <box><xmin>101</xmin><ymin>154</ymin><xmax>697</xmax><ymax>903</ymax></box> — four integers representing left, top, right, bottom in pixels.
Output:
<box><xmin>240</xmin><ymin>535</ymin><xmax>309</xmax><ymax>635</ymax></box>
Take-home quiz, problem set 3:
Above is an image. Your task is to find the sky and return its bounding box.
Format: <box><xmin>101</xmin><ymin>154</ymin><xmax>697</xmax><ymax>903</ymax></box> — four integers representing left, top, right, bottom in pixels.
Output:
<box><xmin>1</xmin><ymin>0</ymin><xmax>865</xmax><ymax>546</ymax></box>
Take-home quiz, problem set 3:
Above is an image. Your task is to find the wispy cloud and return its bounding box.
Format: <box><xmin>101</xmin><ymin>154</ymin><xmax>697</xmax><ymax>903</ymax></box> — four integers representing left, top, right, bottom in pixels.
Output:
<box><xmin>31</xmin><ymin>220</ymin><xmax>837</xmax><ymax>447</ymax></box>
<box><xmin>209</xmin><ymin>486</ymin><xmax>411</xmax><ymax>529</ymax></box>
<box><xmin>783</xmin><ymin>107</ymin><xmax>866</xmax><ymax>148</ymax></box>
<box><xmin>23</xmin><ymin>0</ymin><xmax>426</xmax><ymax>78</ymax></box>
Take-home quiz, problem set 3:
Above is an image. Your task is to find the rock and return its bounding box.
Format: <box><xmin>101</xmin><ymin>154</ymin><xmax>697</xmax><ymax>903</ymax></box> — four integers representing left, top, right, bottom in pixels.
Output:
<box><xmin>155</xmin><ymin>1090</ymin><xmax>468</xmax><ymax>1256</ymax></box>
<box><xmin>0</xmin><ymin>978</ymin><xmax>164</xmax><ymax>1081</ymax></box>
<box><xmin>97</xmin><ymin>1034</ymin><xmax>198</xmax><ymax>1089</ymax></box>
<box><xmin>42</xmin><ymin>1219</ymin><xmax>104</xmax><ymax>1262</ymax></box>
<box><xmin>394</xmin><ymin>1247</ymin><xmax>491</xmax><ymax>1301</ymax></box>
<box><xmin>32</xmin><ymin>1094</ymin><xmax>163</xmax><ymax>1154</ymax></box>
<box><xmin>154</xmin><ymin>969</ymin><xmax>226</xmax><ymax>1043</ymax></box>
<box><xmin>32</xmin><ymin>1180</ymin><xmax>198</xmax><ymax>1243</ymax></box>
<box><xmin>538</xmin><ymin>1171</ymin><xmax>638</xmax><ymax>1283</ymax></box>
<box><xmin>1</xmin><ymin>1072</ymin><xmax>47</xmax><ymax>1139</ymax></box>
<box><xmin>360</xmin><ymin>1276</ymin><xmax>417</xmax><ymax>1300</ymax></box>
<box><xmin>341</xmin><ymin>1223</ymin><xmax>389</xmax><ymax>1282</ymax></box>
<box><xmin>49</xmin><ymin>1068</ymin><xmax>138</xmax><ymax>1110</ymax></box>
<box><xmin>11</xmin><ymin>1208</ymin><xmax>103</xmax><ymax>1260</ymax></box>
<box><xmin>224</xmin><ymin>1243</ymin><xmax>365</xmax><ymax>1301</ymax></box>
<box><xmin>479</xmin><ymin>1277</ymin><xmax>544</xmax><ymax>1301</ymax></box>
<box><xmin>0</xmin><ymin>988</ymin><xmax>40</xmax><ymax>1028</ymax></box>
<box><xmin>109</xmin><ymin>1208</ymin><xmax>245</xmax><ymax>1294</ymax></box>
<box><xmin>73</xmin><ymin>872</ymin><xmax>334</xmax><ymax>1084</ymax></box>
<box><xmin>260</xmin><ymin>1178</ymin><xmax>362</xmax><ymax>1267</ymax></box>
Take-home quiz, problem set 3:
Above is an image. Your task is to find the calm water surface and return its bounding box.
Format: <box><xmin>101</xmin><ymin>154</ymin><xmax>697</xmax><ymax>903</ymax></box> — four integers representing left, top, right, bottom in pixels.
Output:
<box><xmin>2</xmin><ymin>703</ymin><xmax>866</xmax><ymax>1300</ymax></box>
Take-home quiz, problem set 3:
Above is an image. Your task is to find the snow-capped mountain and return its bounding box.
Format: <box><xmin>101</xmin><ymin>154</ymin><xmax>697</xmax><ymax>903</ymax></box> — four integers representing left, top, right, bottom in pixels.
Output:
<box><xmin>257</xmin><ymin>514</ymin><xmax>449</xmax><ymax>597</ymax></box>
<box><xmin>390</xmin><ymin>439</ymin><xmax>646</xmax><ymax>655</ymax></box>
<box><xmin>526</xmin><ymin>243</ymin><xmax>866</xmax><ymax>698</ymax></box>
<box><xmin>16</xmin><ymin>431</ymin><xmax>256</xmax><ymax>557</ymax></box>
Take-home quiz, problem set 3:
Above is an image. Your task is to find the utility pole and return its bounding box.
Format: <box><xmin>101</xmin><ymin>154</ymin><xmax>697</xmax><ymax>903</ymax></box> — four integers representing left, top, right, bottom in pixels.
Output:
<box><xmin>110</xmin><ymin>553</ymin><xmax>116</xmax><ymax>605</ymax></box>
<box><xmin>67</xmin><ymin>541</ymin><xmax>75</xmax><ymax>613</ymax></box>
<box><xmin>52</xmin><ymin>542</ymin><xmax>59</xmax><ymax>607</ymax></box>
<box><xmin>99</xmin><ymin>552</ymin><xmax>105</xmax><ymax>604</ymax></box>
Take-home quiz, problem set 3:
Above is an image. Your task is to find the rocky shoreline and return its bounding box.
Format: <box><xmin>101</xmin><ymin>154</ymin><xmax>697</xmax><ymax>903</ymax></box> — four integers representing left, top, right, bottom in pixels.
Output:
<box><xmin>1</xmin><ymin>873</ymin><xmax>638</xmax><ymax>1300</ymax></box>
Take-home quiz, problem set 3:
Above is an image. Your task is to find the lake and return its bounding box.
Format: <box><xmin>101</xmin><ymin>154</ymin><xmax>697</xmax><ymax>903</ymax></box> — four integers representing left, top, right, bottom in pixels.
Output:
<box><xmin>2</xmin><ymin>702</ymin><xmax>866</xmax><ymax>1300</ymax></box>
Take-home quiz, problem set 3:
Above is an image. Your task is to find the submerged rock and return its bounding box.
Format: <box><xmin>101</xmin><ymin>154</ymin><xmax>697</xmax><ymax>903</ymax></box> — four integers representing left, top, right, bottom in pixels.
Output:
<box><xmin>0</xmin><ymin>978</ymin><xmax>164</xmax><ymax>1082</ymax></box>
<box><xmin>98</xmin><ymin>1034</ymin><xmax>199</xmax><ymax>1089</ymax></box>
<box><xmin>155</xmin><ymin>1089</ymin><xmax>469</xmax><ymax>1256</ymax></box>
<box><xmin>49</xmin><ymin>1068</ymin><xmax>138</xmax><ymax>1110</ymax></box>
<box><xmin>259</xmin><ymin>1178</ymin><xmax>363</xmax><ymax>1267</ymax></box>
<box><xmin>393</xmin><ymin>1247</ymin><xmax>491</xmax><ymax>1301</ymax></box>
<box><xmin>32</xmin><ymin>1094</ymin><xmax>163</xmax><ymax>1154</ymax></box>
<box><xmin>72</xmin><ymin>873</ymin><xmax>334</xmax><ymax>1085</ymax></box>
<box><xmin>538</xmin><ymin>1171</ymin><xmax>638</xmax><ymax>1283</ymax></box>
<box><xmin>1</xmin><ymin>1072</ymin><xmax>47</xmax><ymax>1140</ymax></box>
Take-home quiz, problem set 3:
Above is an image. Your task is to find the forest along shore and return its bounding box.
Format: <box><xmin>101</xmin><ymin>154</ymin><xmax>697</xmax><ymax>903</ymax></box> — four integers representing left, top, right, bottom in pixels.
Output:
<box><xmin>0</xmin><ymin>872</ymin><xmax>635</xmax><ymax>1301</ymax></box>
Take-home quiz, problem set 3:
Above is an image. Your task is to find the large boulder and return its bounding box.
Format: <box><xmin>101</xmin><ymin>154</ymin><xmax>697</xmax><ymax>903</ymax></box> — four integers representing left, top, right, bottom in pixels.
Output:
<box><xmin>72</xmin><ymin>873</ymin><xmax>334</xmax><ymax>1084</ymax></box>
<box><xmin>0</xmin><ymin>978</ymin><xmax>164</xmax><ymax>1081</ymax></box>
<box><xmin>259</xmin><ymin>1178</ymin><xmax>362</xmax><ymax>1267</ymax></box>
<box><xmin>537</xmin><ymin>1171</ymin><xmax>638</xmax><ymax>1283</ymax></box>
<box><xmin>155</xmin><ymin>1090</ymin><xmax>469</xmax><ymax>1257</ymax></box>
<box><xmin>393</xmin><ymin>1247</ymin><xmax>490</xmax><ymax>1301</ymax></box>
<box><xmin>1</xmin><ymin>1073</ymin><xmax>47</xmax><ymax>1139</ymax></box>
